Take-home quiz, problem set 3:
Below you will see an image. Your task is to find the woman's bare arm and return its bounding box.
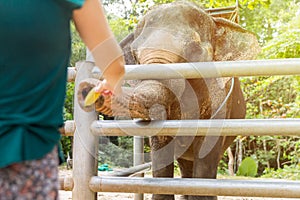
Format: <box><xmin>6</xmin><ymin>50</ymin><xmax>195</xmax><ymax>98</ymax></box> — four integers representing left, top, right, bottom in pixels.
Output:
<box><xmin>73</xmin><ymin>0</ymin><xmax>125</xmax><ymax>94</ymax></box>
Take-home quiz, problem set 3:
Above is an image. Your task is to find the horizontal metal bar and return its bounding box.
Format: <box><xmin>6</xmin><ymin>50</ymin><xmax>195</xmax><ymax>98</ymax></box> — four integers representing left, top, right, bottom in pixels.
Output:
<box><xmin>124</xmin><ymin>59</ymin><xmax>300</xmax><ymax>79</ymax></box>
<box><xmin>67</xmin><ymin>67</ymin><xmax>76</xmax><ymax>82</ymax></box>
<box><xmin>91</xmin><ymin>119</ymin><xmax>300</xmax><ymax>137</ymax></box>
<box><xmin>61</xmin><ymin>120</ymin><xmax>75</xmax><ymax>136</ymax></box>
<box><xmin>109</xmin><ymin>162</ymin><xmax>151</xmax><ymax>177</ymax></box>
<box><xmin>89</xmin><ymin>176</ymin><xmax>300</xmax><ymax>198</ymax></box>
<box><xmin>59</xmin><ymin>176</ymin><xmax>73</xmax><ymax>191</ymax></box>
<box><xmin>71</xmin><ymin>59</ymin><xmax>300</xmax><ymax>81</ymax></box>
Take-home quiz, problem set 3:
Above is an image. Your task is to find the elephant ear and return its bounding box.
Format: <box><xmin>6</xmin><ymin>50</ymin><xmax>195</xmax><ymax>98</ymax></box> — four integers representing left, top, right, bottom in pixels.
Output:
<box><xmin>119</xmin><ymin>32</ymin><xmax>186</xmax><ymax>99</ymax></box>
<box><xmin>119</xmin><ymin>33</ymin><xmax>142</xmax><ymax>88</ymax></box>
<box><xmin>213</xmin><ymin>18</ymin><xmax>260</xmax><ymax>61</ymax></box>
<box><xmin>119</xmin><ymin>33</ymin><xmax>136</xmax><ymax>65</ymax></box>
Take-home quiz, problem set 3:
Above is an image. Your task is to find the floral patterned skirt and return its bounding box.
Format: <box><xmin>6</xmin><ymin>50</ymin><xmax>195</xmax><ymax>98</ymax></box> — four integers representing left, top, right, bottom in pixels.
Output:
<box><xmin>0</xmin><ymin>147</ymin><xmax>59</xmax><ymax>200</ymax></box>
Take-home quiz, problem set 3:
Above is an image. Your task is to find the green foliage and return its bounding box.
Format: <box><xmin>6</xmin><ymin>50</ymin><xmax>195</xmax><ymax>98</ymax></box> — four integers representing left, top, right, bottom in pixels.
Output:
<box><xmin>240</xmin><ymin>0</ymin><xmax>299</xmax><ymax>44</ymax></box>
<box><xmin>70</xmin><ymin>22</ymin><xmax>86</xmax><ymax>66</ymax></box>
<box><xmin>99</xmin><ymin>137</ymin><xmax>134</xmax><ymax>168</ymax></box>
<box><xmin>242</xmin><ymin>0</ymin><xmax>271</xmax><ymax>10</ymax></box>
<box><xmin>109</xmin><ymin>18</ymin><xmax>133</xmax><ymax>41</ymax></box>
<box><xmin>229</xmin><ymin>134</ymin><xmax>300</xmax><ymax>176</ymax></box>
<box><xmin>236</xmin><ymin>0</ymin><xmax>300</xmax><ymax>176</ymax></box>
<box><xmin>237</xmin><ymin>157</ymin><xmax>258</xmax><ymax>177</ymax></box>
<box><xmin>261</xmin><ymin>29</ymin><xmax>300</xmax><ymax>59</ymax></box>
<box><xmin>61</xmin><ymin>82</ymin><xmax>75</xmax><ymax>159</ymax></box>
<box><xmin>64</xmin><ymin>82</ymin><xmax>75</xmax><ymax>120</ymax></box>
<box><xmin>201</xmin><ymin>0</ymin><xmax>236</xmax><ymax>8</ymax></box>
<box><xmin>260</xmin><ymin>6</ymin><xmax>300</xmax><ymax>59</ymax></box>
<box><xmin>262</xmin><ymin>165</ymin><xmax>300</xmax><ymax>180</ymax></box>
<box><xmin>218</xmin><ymin>150</ymin><xmax>230</xmax><ymax>175</ymax></box>
<box><xmin>241</xmin><ymin>76</ymin><xmax>300</xmax><ymax>119</ymax></box>
<box><xmin>239</xmin><ymin>74</ymin><xmax>300</xmax><ymax>173</ymax></box>
<box><xmin>60</xmin><ymin>136</ymin><xmax>73</xmax><ymax>160</ymax></box>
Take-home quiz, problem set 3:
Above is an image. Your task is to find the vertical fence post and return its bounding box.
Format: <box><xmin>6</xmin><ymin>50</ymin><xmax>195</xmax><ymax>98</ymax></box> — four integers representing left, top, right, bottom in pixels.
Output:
<box><xmin>73</xmin><ymin>61</ymin><xmax>98</xmax><ymax>200</ymax></box>
<box><xmin>134</xmin><ymin>136</ymin><xmax>144</xmax><ymax>200</ymax></box>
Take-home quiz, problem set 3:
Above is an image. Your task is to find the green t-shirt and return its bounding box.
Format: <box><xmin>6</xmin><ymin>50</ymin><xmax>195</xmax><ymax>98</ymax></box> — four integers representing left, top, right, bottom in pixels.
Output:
<box><xmin>0</xmin><ymin>0</ymin><xmax>84</xmax><ymax>168</ymax></box>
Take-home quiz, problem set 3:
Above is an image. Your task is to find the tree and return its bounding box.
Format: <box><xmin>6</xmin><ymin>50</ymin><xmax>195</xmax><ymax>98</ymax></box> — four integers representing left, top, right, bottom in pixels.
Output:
<box><xmin>261</xmin><ymin>7</ymin><xmax>300</xmax><ymax>59</ymax></box>
<box><xmin>238</xmin><ymin>1</ymin><xmax>300</xmax><ymax>174</ymax></box>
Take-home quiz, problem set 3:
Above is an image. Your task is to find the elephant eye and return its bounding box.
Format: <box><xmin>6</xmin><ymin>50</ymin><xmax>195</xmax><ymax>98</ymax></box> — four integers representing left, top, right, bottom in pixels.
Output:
<box><xmin>183</xmin><ymin>42</ymin><xmax>204</xmax><ymax>62</ymax></box>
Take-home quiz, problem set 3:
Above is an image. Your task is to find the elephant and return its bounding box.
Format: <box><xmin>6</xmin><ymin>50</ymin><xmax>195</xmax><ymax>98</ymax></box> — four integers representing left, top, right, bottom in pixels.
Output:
<box><xmin>78</xmin><ymin>1</ymin><xmax>260</xmax><ymax>200</ymax></box>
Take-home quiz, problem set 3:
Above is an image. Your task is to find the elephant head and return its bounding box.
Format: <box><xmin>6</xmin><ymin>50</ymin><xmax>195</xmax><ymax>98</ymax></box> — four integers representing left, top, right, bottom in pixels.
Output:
<box><xmin>78</xmin><ymin>2</ymin><xmax>259</xmax><ymax>200</ymax></box>
<box><xmin>130</xmin><ymin>1</ymin><xmax>259</xmax><ymax>64</ymax></box>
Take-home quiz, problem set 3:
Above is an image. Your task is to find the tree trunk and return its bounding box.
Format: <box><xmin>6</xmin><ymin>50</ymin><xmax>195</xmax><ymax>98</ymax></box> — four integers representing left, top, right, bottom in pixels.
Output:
<box><xmin>263</xmin><ymin>139</ymin><xmax>270</xmax><ymax>168</ymax></box>
<box><xmin>227</xmin><ymin>147</ymin><xmax>234</xmax><ymax>176</ymax></box>
<box><xmin>276</xmin><ymin>139</ymin><xmax>281</xmax><ymax>169</ymax></box>
<box><xmin>237</xmin><ymin>137</ymin><xmax>243</xmax><ymax>169</ymax></box>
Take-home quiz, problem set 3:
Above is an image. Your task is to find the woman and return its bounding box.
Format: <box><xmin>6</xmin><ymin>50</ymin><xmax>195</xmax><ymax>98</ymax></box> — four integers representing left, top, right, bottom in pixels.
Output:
<box><xmin>0</xmin><ymin>0</ymin><xmax>124</xmax><ymax>199</ymax></box>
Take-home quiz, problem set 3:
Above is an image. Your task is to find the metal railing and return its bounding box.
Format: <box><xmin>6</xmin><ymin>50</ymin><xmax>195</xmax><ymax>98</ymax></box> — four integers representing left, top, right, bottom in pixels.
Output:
<box><xmin>61</xmin><ymin>59</ymin><xmax>300</xmax><ymax>199</ymax></box>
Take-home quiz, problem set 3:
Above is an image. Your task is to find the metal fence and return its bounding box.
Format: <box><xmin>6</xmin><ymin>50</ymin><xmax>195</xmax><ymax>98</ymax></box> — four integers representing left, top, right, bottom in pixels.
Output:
<box><xmin>60</xmin><ymin>59</ymin><xmax>300</xmax><ymax>200</ymax></box>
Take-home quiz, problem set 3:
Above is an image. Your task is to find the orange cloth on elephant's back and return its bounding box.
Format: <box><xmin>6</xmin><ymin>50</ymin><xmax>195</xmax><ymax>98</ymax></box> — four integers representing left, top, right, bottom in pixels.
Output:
<box><xmin>0</xmin><ymin>0</ymin><xmax>84</xmax><ymax>168</ymax></box>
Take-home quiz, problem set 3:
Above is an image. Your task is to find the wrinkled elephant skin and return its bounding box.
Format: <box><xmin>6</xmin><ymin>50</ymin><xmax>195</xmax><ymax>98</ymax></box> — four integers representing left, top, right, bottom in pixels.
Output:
<box><xmin>81</xmin><ymin>2</ymin><xmax>260</xmax><ymax>200</ymax></box>
<box><xmin>126</xmin><ymin>2</ymin><xmax>259</xmax><ymax>200</ymax></box>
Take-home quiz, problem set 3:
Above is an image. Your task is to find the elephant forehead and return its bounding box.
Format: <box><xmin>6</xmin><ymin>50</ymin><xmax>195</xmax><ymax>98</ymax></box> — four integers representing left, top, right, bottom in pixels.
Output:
<box><xmin>135</xmin><ymin>2</ymin><xmax>215</xmax><ymax>47</ymax></box>
<box><xmin>145</xmin><ymin>2</ymin><xmax>208</xmax><ymax>26</ymax></box>
<box><xmin>132</xmin><ymin>28</ymin><xmax>185</xmax><ymax>55</ymax></box>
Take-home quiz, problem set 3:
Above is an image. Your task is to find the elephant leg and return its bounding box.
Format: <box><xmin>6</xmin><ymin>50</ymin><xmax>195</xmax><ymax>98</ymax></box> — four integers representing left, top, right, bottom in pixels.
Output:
<box><xmin>187</xmin><ymin>136</ymin><xmax>224</xmax><ymax>200</ymax></box>
<box><xmin>177</xmin><ymin>158</ymin><xmax>218</xmax><ymax>200</ymax></box>
<box><xmin>177</xmin><ymin>158</ymin><xmax>193</xmax><ymax>178</ymax></box>
<box><xmin>193</xmin><ymin>136</ymin><xmax>224</xmax><ymax>178</ymax></box>
<box><xmin>151</xmin><ymin>136</ymin><xmax>175</xmax><ymax>200</ymax></box>
<box><xmin>177</xmin><ymin>158</ymin><xmax>193</xmax><ymax>200</ymax></box>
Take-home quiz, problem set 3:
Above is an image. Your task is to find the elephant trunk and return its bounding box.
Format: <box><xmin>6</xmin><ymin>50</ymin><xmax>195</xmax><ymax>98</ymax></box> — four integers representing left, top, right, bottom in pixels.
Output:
<box><xmin>78</xmin><ymin>79</ymin><xmax>177</xmax><ymax>120</ymax></box>
<box><xmin>77</xmin><ymin>78</ymin><xmax>133</xmax><ymax>117</ymax></box>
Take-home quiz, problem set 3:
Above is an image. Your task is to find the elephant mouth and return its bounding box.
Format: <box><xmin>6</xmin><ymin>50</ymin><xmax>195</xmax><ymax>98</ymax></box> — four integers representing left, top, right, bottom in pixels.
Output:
<box><xmin>138</xmin><ymin>49</ymin><xmax>186</xmax><ymax>64</ymax></box>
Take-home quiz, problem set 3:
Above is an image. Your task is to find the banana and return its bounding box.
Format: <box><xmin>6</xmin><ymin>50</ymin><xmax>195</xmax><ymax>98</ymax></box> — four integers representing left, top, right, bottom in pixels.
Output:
<box><xmin>84</xmin><ymin>88</ymin><xmax>101</xmax><ymax>106</ymax></box>
<box><xmin>84</xmin><ymin>87</ymin><xmax>113</xmax><ymax>107</ymax></box>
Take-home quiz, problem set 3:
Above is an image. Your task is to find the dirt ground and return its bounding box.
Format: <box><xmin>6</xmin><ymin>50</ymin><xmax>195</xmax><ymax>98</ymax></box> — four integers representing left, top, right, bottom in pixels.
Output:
<box><xmin>59</xmin><ymin>191</ymin><xmax>296</xmax><ymax>200</ymax></box>
<box><xmin>59</xmin><ymin>169</ymin><xmax>297</xmax><ymax>200</ymax></box>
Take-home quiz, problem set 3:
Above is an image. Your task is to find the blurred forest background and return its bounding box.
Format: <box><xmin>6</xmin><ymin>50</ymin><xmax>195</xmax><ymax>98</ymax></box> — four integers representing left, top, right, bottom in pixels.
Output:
<box><xmin>62</xmin><ymin>0</ymin><xmax>300</xmax><ymax>179</ymax></box>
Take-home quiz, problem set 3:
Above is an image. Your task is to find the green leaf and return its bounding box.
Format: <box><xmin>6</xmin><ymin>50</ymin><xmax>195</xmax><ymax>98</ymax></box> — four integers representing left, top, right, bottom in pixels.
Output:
<box><xmin>237</xmin><ymin>157</ymin><xmax>258</xmax><ymax>177</ymax></box>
